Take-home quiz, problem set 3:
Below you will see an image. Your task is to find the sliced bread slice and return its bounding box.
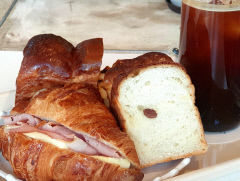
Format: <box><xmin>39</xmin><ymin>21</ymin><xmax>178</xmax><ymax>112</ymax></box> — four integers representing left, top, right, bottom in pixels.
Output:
<box><xmin>99</xmin><ymin>52</ymin><xmax>208</xmax><ymax>167</ymax></box>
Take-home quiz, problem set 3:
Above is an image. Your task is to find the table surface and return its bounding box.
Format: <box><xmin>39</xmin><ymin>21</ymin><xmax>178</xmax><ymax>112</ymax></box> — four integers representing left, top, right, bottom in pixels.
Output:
<box><xmin>0</xmin><ymin>0</ymin><xmax>180</xmax><ymax>51</ymax></box>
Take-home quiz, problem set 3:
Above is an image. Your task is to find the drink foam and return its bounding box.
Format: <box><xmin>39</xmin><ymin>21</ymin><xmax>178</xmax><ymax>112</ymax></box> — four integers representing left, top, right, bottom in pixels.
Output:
<box><xmin>183</xmin><ymin>0</ymin><xmax>240</xmax><ymax>11</ymax></box>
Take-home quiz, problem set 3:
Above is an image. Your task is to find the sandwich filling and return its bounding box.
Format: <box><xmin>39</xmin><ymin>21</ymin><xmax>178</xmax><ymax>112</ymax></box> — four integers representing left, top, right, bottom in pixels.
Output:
<box><xmin>1</xmin><ymin>113</ymin><xmax>130</xmax><ymax>168</ymax></box>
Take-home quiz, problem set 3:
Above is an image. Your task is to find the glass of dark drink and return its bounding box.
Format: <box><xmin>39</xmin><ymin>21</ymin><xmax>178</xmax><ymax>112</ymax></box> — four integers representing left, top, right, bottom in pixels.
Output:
<box><xmin>179</xmin><ymin>0</ymin><xmax>240</xmax><ymax>132</ymax></box>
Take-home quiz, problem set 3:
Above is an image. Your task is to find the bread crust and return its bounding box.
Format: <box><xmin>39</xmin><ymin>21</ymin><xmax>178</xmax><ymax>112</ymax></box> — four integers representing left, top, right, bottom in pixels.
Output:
<box><xmin>15</xmin><ymin>34</ymin><xmax>103</xmax><ymax>109</ymax></box>
<box><xmin>12</xmin><ymin>83</ymin><xmax>140</xmax><ymax>168</ymax></box>
<box><xmin>99</xmin><ymin>52</ymin><xmax>208</xmax><ymax>168</ymax></box>
<box><xmin>0</xmin><ymin>129</ymin><xmax>143</xmax><ymax>181</ymax></box>
<box><xmin>99</xmin><ymin>52</ymin><xmax>174</xmax><ymax>102</ymax></box>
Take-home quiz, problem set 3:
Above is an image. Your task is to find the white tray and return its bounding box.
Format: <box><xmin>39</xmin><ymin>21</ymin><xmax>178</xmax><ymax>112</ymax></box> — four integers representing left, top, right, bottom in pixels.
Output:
<box><xmin>0</xmin><ymin>51</ymin><xmax>240</xmax><ymax>181</ymax></box>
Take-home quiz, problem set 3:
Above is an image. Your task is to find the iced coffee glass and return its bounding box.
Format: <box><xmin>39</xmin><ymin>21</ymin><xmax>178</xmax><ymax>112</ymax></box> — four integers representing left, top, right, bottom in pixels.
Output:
<box><xmin>179</xmin><ymin>0</ymin><xmax>240</xmax><ymax>132</ymax></box>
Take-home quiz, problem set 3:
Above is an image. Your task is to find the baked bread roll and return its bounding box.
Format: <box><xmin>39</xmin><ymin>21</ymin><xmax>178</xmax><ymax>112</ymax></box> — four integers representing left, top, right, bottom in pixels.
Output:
<box><xmin>99</xmin><ymin>52</ymin><xmax>208</xmax><ymax>167</ymax></box>
<box><xmin>1</xmin><ymin>84</ymin><xmax>143</xmax><ymax>181</ymax></box>
<box><xmin>15</xmin><ymin>34</ymin><xmax>103</xmax><ymax>112</ymax></box>
<box><xmin>1</xmin><ymin>34</ymin><xmax>143</xmax><ymax>180</ymax></box>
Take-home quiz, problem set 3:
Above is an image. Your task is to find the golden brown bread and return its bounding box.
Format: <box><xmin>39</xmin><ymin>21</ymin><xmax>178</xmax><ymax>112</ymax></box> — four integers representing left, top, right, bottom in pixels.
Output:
<box><xmin>15</xmin><ymin>34</ymin><xmax>103</xmax><ymax>110</ymax></box>
<box><xmin>4</xmin><ymin>34</ymin><xmax>143</xmax><ymax>180</ymax></box>
<box><xmin>3</xmin><ymin>84</ymin><xmax>143</xmax><ymax>180</ymax></box>
<box><xmin>0</xmin><ymin>126</ymin><xmax>3</xmax><ymax>149</ymax></box>
<box><xmin>0</xmin><ymin>131</ymin><xmax>143</xmax><ymax>181</ymax></box>
<box><xmin>18</xmin><ymin>83</ymin><xmax>140</xmax><ymax>168</ymax></box>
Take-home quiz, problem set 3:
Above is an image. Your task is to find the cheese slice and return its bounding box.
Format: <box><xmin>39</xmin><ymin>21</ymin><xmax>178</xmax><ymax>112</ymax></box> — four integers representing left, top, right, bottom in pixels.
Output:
<box><xmin>24</xmin><ymin>132</ymin><xmax>68</xmax><ymax>149</ymax></box>
<box><xmin>92</xmin><ymin>156</ymin><xmax>131</xmax><ymax>169</ymax></box>
<box><xmin>22</xmin><ymin>131</ymin><xmax>130</xmax><ymax>168</ymax></box>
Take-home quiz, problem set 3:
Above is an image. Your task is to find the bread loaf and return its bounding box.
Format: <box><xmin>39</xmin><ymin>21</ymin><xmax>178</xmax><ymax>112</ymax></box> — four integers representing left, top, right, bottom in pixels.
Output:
<box><xmin>15</xmin><ymin>34</ymin><xmax>103</xmax><ymax>113</ymax></box>
<box><xmin>99</xmin><ymin>52</ymin><xmax>208</xmax><ymax>167</ymax></box>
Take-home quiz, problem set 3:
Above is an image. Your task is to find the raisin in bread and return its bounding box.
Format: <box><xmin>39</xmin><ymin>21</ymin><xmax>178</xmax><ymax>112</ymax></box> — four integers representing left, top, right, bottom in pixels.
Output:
<box><xmin>98</xmin><ymin>52</ymin><xmax>208</xmax><ymax>168</ymax></box>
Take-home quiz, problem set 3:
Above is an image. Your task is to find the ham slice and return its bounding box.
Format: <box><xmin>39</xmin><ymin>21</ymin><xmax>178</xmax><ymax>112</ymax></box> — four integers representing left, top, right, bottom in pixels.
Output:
<box><xmin>2</xmin><ymin>114</ymin><xmax>121</xmax><ymax>158</ymax></box>
<box><xmin>66</xmin><ymin>138</ymin><xmax>98</xmax><ymax>155</ymax></box>
<box><xmin>7</xmin><ymin>122</ymin><xmax>39</xmax><ymax>133</ymax></box>
<box><xmin>40</xmin><ymin>129</ymin><xmax>73</xmax><ymax>141</ymax></box>
<box><xmin>2</xmin><ymin>114</ymin><xmax>40</xmax><ymax>126</ymax></box>
<box><xmin>39</xmin><ymin>122</ymin><xmax>75</xmax><ymax>140</ymax></box>
<box><xmin>6</xmin><ymin>122</ymin><xmax>72</xmax><ymax>141</ymax></box>
<box><xmin>84</xmin><ymin>136</ymin><xmax>121</xmax><ymax>158</ymax></box>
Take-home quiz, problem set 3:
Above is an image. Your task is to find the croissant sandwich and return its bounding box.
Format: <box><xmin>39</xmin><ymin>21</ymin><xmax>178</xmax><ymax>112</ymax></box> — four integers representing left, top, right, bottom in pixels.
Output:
<box><xmin>0</xmin><ymin>84</ymin><xmax>143</xmax><ymax>181</ymax></box>
<box><xmin>0</xmin><ymin>34</ymin><xmax>143</xmax><ymax>181</ymax></box>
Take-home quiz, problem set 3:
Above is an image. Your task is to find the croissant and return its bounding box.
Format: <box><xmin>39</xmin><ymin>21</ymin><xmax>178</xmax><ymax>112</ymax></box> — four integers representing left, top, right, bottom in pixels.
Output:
<box><xmin>1</xmin><ymin>84</ymin><xmax>143</xmax><ymax>181</ymax></box>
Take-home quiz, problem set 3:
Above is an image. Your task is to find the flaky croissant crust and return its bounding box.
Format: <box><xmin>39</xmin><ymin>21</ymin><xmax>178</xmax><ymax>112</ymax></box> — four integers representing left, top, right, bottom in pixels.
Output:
<box><xmin>0</xmin><ymin>127</ymin><xmax>143</xmax><ymax>181</ymax></box>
